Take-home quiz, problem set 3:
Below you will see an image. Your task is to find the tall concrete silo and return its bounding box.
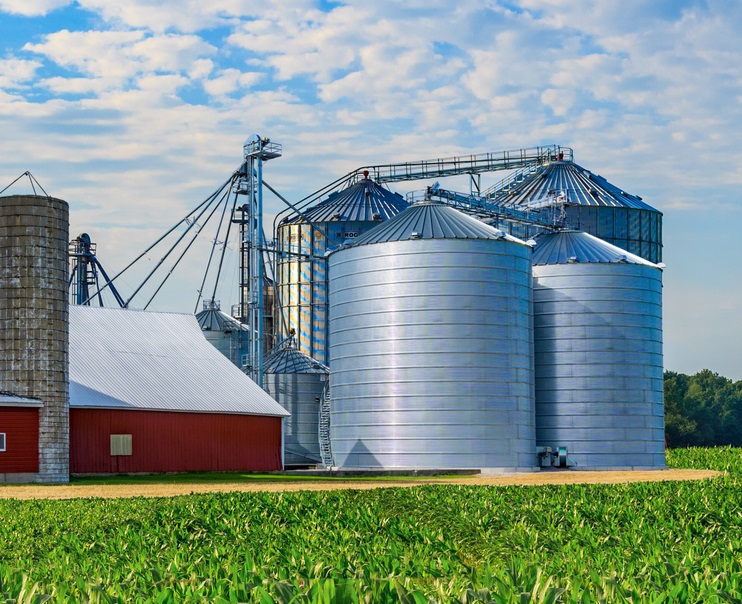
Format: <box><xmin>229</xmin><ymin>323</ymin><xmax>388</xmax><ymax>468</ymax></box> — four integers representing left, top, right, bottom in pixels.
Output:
<box><xmin>489</xmin><ymin>151</ymin><xmax>663</xmax><ymax>263</ymax></box>
<box><xmin>275</xmin><ymin>175</ymin><xmax>408</xmax><ymax>365</ymax></box>
<box><xmin>328</xmin><ymin>201</ymin><xmax>536</xmax><ymax>471</ymax></box>
<box><xmin>532</xmin><ymin>230</ymin><xmax>665</xmax><ymax>469</ymax></box>
<box><xmin>0</xmin><ymin>194</ymin><xmax>70</xmax><ymax>482</ymax></box>
<box><xmin>263</xmin><ymin>342</ymin><xmax>329</xmax><ymax>466</ymax></box>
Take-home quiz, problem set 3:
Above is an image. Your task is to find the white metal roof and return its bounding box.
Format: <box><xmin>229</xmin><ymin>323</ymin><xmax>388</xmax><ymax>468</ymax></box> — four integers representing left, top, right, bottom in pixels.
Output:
<box><xmin>69</xmin><ymin>306</ymin><xmax>289</xmax><ymax>417</ymax></box>
<box><xmin>0</xmin><ymin>392</ymin><xmax>43</xmax><ymax>407</ymax></box>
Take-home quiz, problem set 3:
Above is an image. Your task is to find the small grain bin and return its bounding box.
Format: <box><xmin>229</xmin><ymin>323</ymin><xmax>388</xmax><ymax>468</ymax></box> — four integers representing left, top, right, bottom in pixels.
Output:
<box><xmin>328</xmin><ymin>201</ymin><xmax>536</xmax><ymax>470</ymax></box>
<box><xmin>532</xmin><ymin>231</ymin><xmax>665</xmax><ymax>469</ymax></box>
<box><xmin>196</xmin><ymin>301</ymin><xmax>250</xmax><ymax>370</ymax></box>
<box><xmin>263</xmin><ymin>342</ymin><xmax>329</xmax><ymax>466</ymax></box>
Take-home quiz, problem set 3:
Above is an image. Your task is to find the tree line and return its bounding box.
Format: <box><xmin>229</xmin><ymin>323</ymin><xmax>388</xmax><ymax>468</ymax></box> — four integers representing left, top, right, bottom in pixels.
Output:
<box><xmin>665</xmin><ymin>370</ymin><xmax>742</xmax><ymax>448</ymax></box>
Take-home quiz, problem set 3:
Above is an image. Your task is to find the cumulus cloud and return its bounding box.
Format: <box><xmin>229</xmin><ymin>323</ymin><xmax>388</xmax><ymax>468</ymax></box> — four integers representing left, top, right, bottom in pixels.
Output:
<box><xmin>0</xmin><ymin>0</ymin><xmax>71</xmax><ymax>16</ymax></box>
<box><xmin>202</xmin><ymin>69</ymin><xmax>263</xmax><ymax>97</ymax></box>
<box><xmin>76</xmin><ymin>0</ymin><xmax>237</xmax><ymax>33</ymax></box>
<box><xmin>227</xmin><ymin>5</ymin><xmax>365</xmax><ymax>82</ymax></box>
<box><xmin>1</xmin><ymin>0</ymin><xmax>741</xmax><ymax>377</ymax></box>
<box><xmin>0</xmin><ymin>58</ymin><xmax>43</xmax><ymax>89</ymax></box>
<box><xmin>24</xmin><ymin>30</ymin><xmax>216</xmax><ymax>83</ymax></box>
<box><xmin>24</xmin><ymin>30</ymin><xmax>147</xmax><ymax>80</ymax></box>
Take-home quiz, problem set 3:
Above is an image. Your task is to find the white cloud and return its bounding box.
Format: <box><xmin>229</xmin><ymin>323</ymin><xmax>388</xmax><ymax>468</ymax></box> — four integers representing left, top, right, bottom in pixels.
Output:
<box><xmin>540</xmin><ymin>88</ymin><xmax>575</xmax><ymax>116</ymax></box>
<box><xmin>202</xmin><ymin>69</ymin><xmax>263</xmax><ymax>97</ymax></box>
<box><xmin>73</xmin><ymin>0</ymin><xmax>333</xmax><ymax>33</ymax></box>
<box><xmin>77</xmin><ymin>0</ymin><xmax>238</xmax><ymax>33</ymax></box>
<box><xmin>0</xmin><ymin>58</ymin><xmax>42</xmax><ymax>89</ymax></box>
<box><xmin>2</xmin><ymin>0</ymin><xmax>742</xmax><ymax>377</ymax></box>
<box><xmin>188</xmin><ymin>59</ymin><xmax>214</xmax><ymax>80</ymax></box>
<box><xmin>40</xmin><ymin>76</ymin><xmax>112</xmax><ymax>95</ymax></box>
<box><xmin>24</xmin><ymin>30</ymin><xmax>147</xmax><ymax>79</ymax></box>
<box><xmin>24</xmin><ymin>31</ymin><xmax>216</xmax><ymax>81</ymax></box>
<box><xmin>0</xmin><ymin>0</ymin><xmax>70</xmax><ymax>16</ymax></box>
<box><xmin>131</xmin><ymin>34</ymin><xmax>217</xmax><ymax>72</ymax></box>
<box><xmin>227</xmin><ymin>5</ymin><xmax>365</xmax><ymax>82</ymax></box>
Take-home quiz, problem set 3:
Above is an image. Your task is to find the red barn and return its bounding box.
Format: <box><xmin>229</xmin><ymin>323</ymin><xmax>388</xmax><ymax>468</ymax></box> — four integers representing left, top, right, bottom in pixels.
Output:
<box><xmin>69</xmin><ymin>306</ymin><xmax>289</xmax><ymax>474</ymax></box>
<box><xmin>0</xmin><ymin>393</ymin><xmax>42</xmax><ymax>480</ymax></box>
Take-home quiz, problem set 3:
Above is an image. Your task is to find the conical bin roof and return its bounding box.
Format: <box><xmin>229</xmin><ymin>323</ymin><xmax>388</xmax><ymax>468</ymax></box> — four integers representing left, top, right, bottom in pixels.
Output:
<box><xmin>263</xmin><ymin>344</ymin><xmax>329</xmax><ymax>374</ymax></box>
<box><xmin>339</xmin><ymin>200</ymin><xmax>530</xmax><ymax>247</ymax></box>
<box><xmin>531</xmin><ymin>231</ymin><xmax>659</xmax><ymax>266</ymax></box>
<box><xmin>282</xmin><ymin>178</ymin><xmax>407</xmax><ymax>224</ymax></box>
<box><xmin>196</xmin><ymin>307</ymin><xmax>249</xmax><ymax>333</ymax></box>
<box><xmin>493</xmin><ymin>160</ymin><xmax>659</xmax><ymax>212</ymax></box>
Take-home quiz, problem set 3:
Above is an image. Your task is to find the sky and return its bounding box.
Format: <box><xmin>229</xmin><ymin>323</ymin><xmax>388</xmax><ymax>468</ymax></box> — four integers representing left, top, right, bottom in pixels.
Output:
<box><xmin>1</xmin><ymin>0</ymin><xmax>741</xmax><ymax>380</ymax></box>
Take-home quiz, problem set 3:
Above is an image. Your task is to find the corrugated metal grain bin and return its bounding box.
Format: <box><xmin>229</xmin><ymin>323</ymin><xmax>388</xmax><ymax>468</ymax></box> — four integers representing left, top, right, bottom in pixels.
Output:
<box><xmin>263</xmin><ymin>343</ymin><xmax>329</xmax><ymax>465</ymax></box>
<box><xmin>196</xmin><ymin>301</ymin><xmax>249</xmax><ymax>370</ymax></box>
<box><xmin>276</xmin><ymin>177</ymin><xmax>408</xmax><ymax>364</ymax></box>
<box><xmin>490</xmin><ymin>156</ymin><xmax>663</xmax><ymax>263</ymax></box>
<box><xmin>532</xmin><ymin>231</ymin><xmax>665</xmax><ymax>469</ymax></box>
<box><xmin>328</xmin><ymin>201</ymin><xmax>536</xmax><ymax>470</ymax></box>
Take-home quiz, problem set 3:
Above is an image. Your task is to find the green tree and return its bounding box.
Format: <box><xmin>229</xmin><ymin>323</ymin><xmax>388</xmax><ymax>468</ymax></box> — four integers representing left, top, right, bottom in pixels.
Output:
<box><xmin>664</xmin><ymin>369</ymin><xmax>742</xmax><ymax>447</ymax></box>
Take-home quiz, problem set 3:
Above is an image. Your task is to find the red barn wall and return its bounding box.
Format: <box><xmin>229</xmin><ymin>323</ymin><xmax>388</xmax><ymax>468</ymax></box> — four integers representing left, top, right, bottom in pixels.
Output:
<box><xmin>0</xmin><ymin>407</ymin><xmax>40</xmax><ymax>473</ymax></box>
<box><xmin>70</xmin><ymin>409</ymin><xmax>282</xmax><ymax>473</ymax></box>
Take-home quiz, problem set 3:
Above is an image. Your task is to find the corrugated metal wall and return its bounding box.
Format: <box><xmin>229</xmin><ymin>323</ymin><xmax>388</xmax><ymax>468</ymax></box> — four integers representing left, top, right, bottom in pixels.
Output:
<box><xmin>329</xmin><ymin>237</ymin><xmax>536</xmax><ymax>470</ymax></box>
<box><xmin>0</xmin><ymin>408</ymin><xmax>39</xmax><ymax>473</ymax></box>
<box><xmin>70</xmin><ymin>409</ymin><xmax>282</xmax><ymax>473</ymax></box>
<box><xmin>533</xmin><ymin>263</ymin><xmax>665</xmax><ymax>468</ymax></box>
<box><xmin>264</xmin><ymin>372</ymin><xmax>326</xmax><ymax>465</ymax></box>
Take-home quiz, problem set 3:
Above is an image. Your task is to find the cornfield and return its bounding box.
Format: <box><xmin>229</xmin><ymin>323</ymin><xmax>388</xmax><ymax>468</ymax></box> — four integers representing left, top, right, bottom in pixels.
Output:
<box><xmin>1</xmin><ymin>447</ymin><xmax>740</xmax><ymax>603</ymax></box>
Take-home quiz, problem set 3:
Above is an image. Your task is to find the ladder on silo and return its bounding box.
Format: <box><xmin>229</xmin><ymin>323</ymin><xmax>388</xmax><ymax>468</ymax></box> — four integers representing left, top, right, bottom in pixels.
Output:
<box><xmin>318</xmin><ymin>382</ymin><xmax>333</xmax><ymax>468</ymax></box>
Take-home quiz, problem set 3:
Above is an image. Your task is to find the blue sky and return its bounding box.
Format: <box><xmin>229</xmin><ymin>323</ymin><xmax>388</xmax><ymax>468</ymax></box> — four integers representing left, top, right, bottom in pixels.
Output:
<box><xmin>1</xmin><ymin>0</ymin><xmax>741</xmax><ymax>379</ymax></box>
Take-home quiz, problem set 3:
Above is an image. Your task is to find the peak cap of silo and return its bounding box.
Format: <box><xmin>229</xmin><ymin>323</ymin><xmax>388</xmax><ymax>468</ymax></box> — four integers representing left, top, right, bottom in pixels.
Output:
<box><xmin>531</xmin><ymin>230</ymin><xmax>661</xmax><ymax>268</ymax></box>
<box><xmin>335</xmin><ymin>200</ymin><xmax>531</xmax><ymax>248</ymax></box>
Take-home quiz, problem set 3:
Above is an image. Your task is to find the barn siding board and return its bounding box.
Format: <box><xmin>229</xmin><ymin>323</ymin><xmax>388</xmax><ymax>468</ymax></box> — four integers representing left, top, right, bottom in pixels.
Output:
<box><xmin>0</xmin><ymin>408</ymin><xmax>39</xmax><ymax>473</ymax></box>
<box><xmin>70</xmin><ymin>409</ymin><xmax>282</xmax><ymax>473</ymax></box>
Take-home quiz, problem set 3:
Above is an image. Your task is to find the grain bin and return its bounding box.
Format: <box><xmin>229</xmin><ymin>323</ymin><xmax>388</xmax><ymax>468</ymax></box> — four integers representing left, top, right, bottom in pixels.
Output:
<box><xmin>532</xmin><ymin>231</ymin><xmax>664</xmax><ymax>469</ymax></box>
<box><xmin>196</xmin><ymin>300</ymin><xmax>250</xmax><ymax>370</ymax></box>
<box><xmin>328</xmin><ymin>201</ymin><xmax>536</xmax><ymax>470</ymax></box>
<box><xmin>489</xmin><ymin>152</ymin><xmax>663</xmax><ymax>263</ymax></box>
<box><xmin>275</xmin><ymin>176</ymin><xmax>408</xmax><ymax>365</ymax></box>
<box><xmin>0</xmin><ymin>194</ymin><xmax>70</xmax><ymax>482</ymax></box>
<box><xmin>263</xmin><ymin>342</ymin><xmax>329</xmax><ymax>466</ymax></box>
